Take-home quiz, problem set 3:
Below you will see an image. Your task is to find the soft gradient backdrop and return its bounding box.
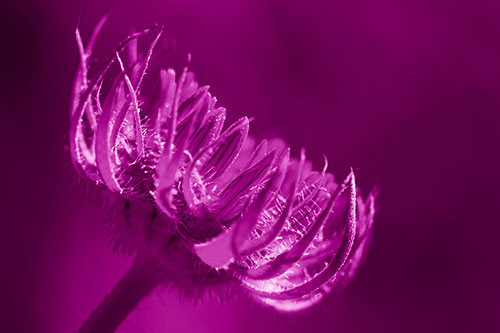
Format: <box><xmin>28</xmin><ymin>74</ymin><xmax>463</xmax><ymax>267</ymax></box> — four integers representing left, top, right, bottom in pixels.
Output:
<box><xmin>2</xmin><ymin>0</ymin><xmax>499</xmax><ymax>332</ymax></box>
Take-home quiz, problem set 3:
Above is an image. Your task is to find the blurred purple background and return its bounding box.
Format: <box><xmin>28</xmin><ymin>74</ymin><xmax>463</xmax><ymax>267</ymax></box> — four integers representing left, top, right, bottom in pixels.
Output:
<box><xmin>2</xmin><ymin>0</ymin><xmax>500</xmax><ymax>332</ymax></box>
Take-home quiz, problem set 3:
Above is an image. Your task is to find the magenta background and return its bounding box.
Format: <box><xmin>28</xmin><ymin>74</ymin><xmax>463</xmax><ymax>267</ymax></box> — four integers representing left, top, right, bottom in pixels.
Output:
<box><xmin>2</xmin><ymin>0</ymin><xmax>500</xmax><ymax>332</ymax></box>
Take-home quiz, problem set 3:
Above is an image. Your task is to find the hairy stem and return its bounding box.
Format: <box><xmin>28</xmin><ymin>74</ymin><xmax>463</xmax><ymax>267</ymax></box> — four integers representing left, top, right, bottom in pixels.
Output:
<box><xmin>79</xmin><ymin>252</ymin><xmax>168</xmax><ymax>333</ymax></box>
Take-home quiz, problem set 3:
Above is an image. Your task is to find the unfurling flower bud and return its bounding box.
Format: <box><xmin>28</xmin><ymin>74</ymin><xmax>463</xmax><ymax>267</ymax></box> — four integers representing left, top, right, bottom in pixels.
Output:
<box><xmin>70</xmin><ymin>16</ymin><xmax>375</xmax><ymax>331</ymax></box>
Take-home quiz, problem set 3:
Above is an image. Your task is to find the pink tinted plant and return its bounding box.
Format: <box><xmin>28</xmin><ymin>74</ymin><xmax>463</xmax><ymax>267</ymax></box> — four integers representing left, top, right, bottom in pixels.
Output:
<box><xmin>69</xmin><ymin>15</ymin><xmax>376</xmax><ymax>332</ymax></box>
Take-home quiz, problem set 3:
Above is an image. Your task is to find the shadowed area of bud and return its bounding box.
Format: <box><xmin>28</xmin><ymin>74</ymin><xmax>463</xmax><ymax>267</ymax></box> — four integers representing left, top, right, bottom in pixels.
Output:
<box><xmin>70</xmin><ymin>16</ymin><xmax>376</xmax><ymax>325</ymax></box>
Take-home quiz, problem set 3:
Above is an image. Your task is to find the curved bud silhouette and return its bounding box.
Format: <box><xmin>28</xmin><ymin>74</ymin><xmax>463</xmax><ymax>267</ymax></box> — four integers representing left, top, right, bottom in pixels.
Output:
<box><xmin>70</xmin><ymin>15</ymin><xmax>376</xmax><ymax>332</ymax></box>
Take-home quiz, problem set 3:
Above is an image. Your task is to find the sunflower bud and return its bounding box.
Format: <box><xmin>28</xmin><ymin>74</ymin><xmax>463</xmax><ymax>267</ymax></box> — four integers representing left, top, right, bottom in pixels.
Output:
<box><xmin>70</xmin><ymin>16</ymin><xmax>376</xmax><ymax>325</ymax></box>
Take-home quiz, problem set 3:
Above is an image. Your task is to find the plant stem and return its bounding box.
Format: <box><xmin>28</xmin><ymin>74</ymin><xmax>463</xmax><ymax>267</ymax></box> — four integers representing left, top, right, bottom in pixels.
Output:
<box><xmin>79</xmin><ymin>252</ymin><xmax>168</xmax><ymax>333</ymax></box>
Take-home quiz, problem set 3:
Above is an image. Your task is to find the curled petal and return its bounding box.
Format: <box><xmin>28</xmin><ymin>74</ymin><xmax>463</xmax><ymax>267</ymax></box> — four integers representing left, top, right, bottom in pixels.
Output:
<box><xmin>154</xmin><ymin>149</ymin><xmax>184</xmax><ymax>216</ymax></box>
<box><xmin>71</xmin><ymin>12</ymin><xmax>109</xmax><ymax>117</ymax></box>
<box><xmin>240</xmin><ymin>170</ymin><xmax>357</xmax><ymax>300</ymax></box>
<box><xmin>135</xmin><ymin>26</ymin><xmax>163</xmax><ymax>92</ymax></box>
<box><xmin>236</xmin><ymin>149</ymin><xmax>303</xmax><ymax>256</ymax></box>
<box><xmin>280</xmin><ymin>156</ymin><xmax>313</xmax><ymax>199</ymax></box>
<box><xmin>245</xmin><ymin>140</ymin><xmax>268</xmax><ymax>169</ymax></box>
<box><xmin>94</xmin><ymin>79</ymin><xmax>129</xmax><ymax>192</ymax></box>
<box><xmin>216</xmin><ymin>149</ymin><xmax>277</xmax><ymax>222</ymax></box>
<box><xmin>258</xmin><ymin>191</ymin><xmax>375</xmax><ymax>311</ymax></box>
<box><xmin>177</xmin><ymin>86</ymin><xmax>209</xmax><ymax>123</ymax></box>
<box><xmin>230</xmin><ymin>154</ymin><xmax>285</xmax><ymax>255</ymax></box>
<box><xmin>181</xmin><ymin>114</ymin><xmax>243</xmax><ymax>213</ymax></box>
<box><xmin>179</xmin><ymin>70</ymin><xmax>199</xmax><ymax>105</ymax></box>
<box><xmin>70</xmin><ymin>26</ymin><xmax>159</xmax><ymax>178</ymax></box>
<box><xmin>174</xmin><ymin>87</ymin><xmax>210</xmax><ymax>150</ymax></box>
<box><xmin>238</xmin><ymin>171</ymin><xmax>349</xmax><ymax>280</ymax></box>
<box><xmin>181</xmin><ymin>108</ymin><xmax>226</xmax><ymax>213</ymax></box>
<box><xmin>260</xmin><ymin>148</ymin><xmax>290</xmax><ymax>208</ymax></box>
<box><xmin>115</xmin><ymin>51</ymin><xmax>144</xmax><ymax>157</ymax></box>
<box><xmin>154</xmin><ymin>68</ymin><xmax>177</xmax><ymax>143</ymax></box>
<box><xmin>218</xmin><ymin>136</ymin><xmax>256</xmax><ymax>186</ymax></box>
<box><xmin>155</xmin><ymin>97</ymin><xmax>204</xmax><ymax>216</ymax></box>
<box><xmin>198</xmin><ymin>117</ymin><xmax>249</xmax><ymax>181</ymax></box>
<box><xmin>188</xmin><ymin>107</ymin><xmax>226</xmax><ymax>153</ymax></box>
